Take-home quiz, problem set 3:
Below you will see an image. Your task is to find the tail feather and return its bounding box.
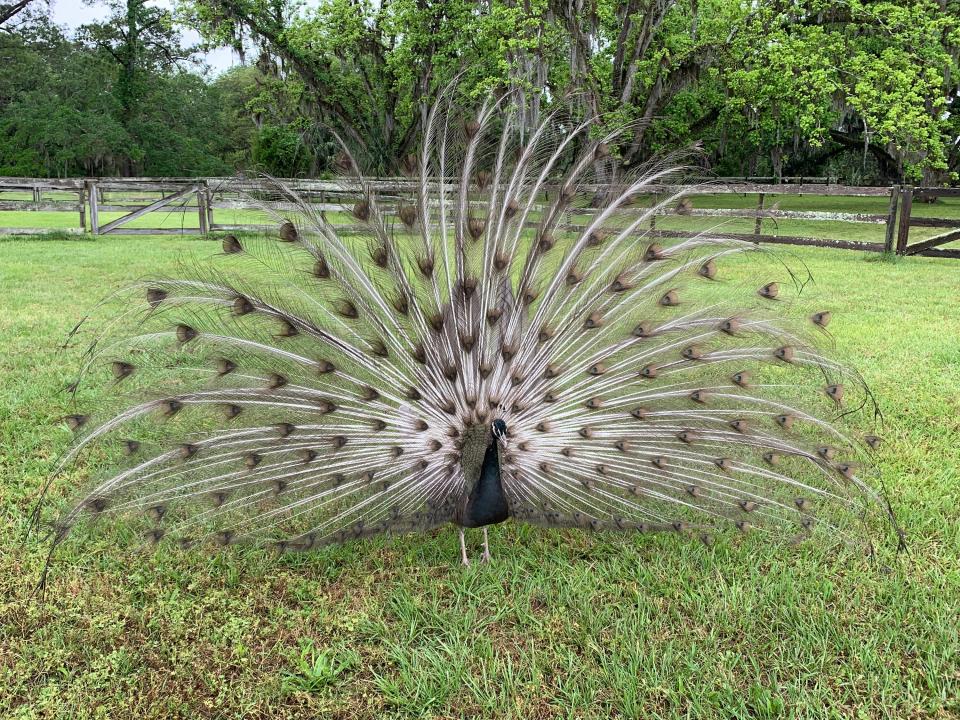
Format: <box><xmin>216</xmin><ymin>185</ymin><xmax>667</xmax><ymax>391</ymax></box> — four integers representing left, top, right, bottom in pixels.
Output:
<box><xmin>37</xmin><ymin>89</ymin><xmax>901</xmax><ymax>571</ymax></box>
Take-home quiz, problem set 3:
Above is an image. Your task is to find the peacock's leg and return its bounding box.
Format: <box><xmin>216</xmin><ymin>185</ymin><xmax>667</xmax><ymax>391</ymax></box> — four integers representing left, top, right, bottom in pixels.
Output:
<box><xmin>459</xmin><ymin>529</ymin><xmax>470</xmax><ymax>566</ymax></box>
<box><xmin>481</xmin><ymin>527</ymin><xmax>492</xmax><ymax>563</ymax></box>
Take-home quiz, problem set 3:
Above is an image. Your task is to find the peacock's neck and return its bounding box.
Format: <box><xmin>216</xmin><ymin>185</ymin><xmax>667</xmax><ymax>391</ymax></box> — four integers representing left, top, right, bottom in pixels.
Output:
<box><xmin>463</xmin><ymin>438</ymin><xmax>510</xmax><ymax>528</ymax></box>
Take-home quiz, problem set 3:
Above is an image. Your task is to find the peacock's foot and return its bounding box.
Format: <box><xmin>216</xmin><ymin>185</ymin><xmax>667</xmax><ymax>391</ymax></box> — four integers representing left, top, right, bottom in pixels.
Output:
<box><xmin>458</xmin><ymin>529</ymin><xmax>470</xmax><ymax>566</ymax></box>
<box><xmin>480</xmin><ymin>551</ymin><xmax>491</xmax><ymax>563</ymax></box>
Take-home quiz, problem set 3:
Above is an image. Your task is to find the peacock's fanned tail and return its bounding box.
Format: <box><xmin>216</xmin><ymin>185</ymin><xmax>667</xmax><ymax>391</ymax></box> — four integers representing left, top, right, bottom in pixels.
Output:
<box><xmin>41</xmin><ymin>93</ymin><xmax>900</xmax><ymax>561</ymax></box>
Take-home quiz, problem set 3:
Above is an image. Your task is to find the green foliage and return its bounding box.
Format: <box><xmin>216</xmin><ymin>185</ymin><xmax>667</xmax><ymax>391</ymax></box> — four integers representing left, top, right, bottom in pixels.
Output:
<box><xmin>2</xmin><ymin>1</ymin><xmax>960</xmax><ymax>181</ymax></box>
<box><xmin>281</xmin><ymin>641</ymin><xmax>360</xmax><ymax>694</ymax></box>
<box><xmin>251</xmin><ymin>123</ymin><xmax>310</xmax><ymax>176</ymax></box>
<box><xmin>174</xmin><ymin>0</ymin><xmax>960</xmax><ymax>181</ymax></box>
<box><xmin>721</xmin><ymin>0</ymin><xmax>959</xmax><ymax>182</ymax></box>
<box><xmin>0</xmin><ymin>23</ymin><xmax>126</xmax><ymax>176</ymax></box>
<box><xmin>0</xmin><ymin>9</ymin><xmax>236</xmax><ymax>176</ymax></box>
<box><xmin>78</xmin><ymin>0</ymin><xmax>192</xmax><ymax>122</ymax></box>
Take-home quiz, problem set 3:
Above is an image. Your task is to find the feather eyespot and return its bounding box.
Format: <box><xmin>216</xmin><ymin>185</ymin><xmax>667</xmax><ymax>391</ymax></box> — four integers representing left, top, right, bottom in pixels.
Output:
<box><xmin>774</xmin><ymin>346</ymin><xmax>794</xmax><ymax>362</ymax></box>
<box><xmin>698</xmin><ymin>259</ymin><xmax>717</xmax><ymax>279</ymax></box>
<box><xmin>639</xmin><ymin>364</ymin><xmax>658</xmax><ymax>378</ymax></box>
<box><xmin>468</xmin><ymin>217</ymin><xmax>486</xmax><ymax>240</ymax></box>
<box><xmin>719</xmin><ymin>318</ymin><xmax>740</xmax><ymax>335</ymax></box>
<box><xmin>660</xmin><ymin>289</ymin><xmax>679</xmax><ymax>306</ymax></box>
<box><xmin>279</xmin><ymin>222</ymin><xmax>298</xmax><ymax>242</ymax></box>
<box><xmin>398</xmin><ymin>204</ymin><xmax>417</xmax><ymax>228</ymax></box>
<box><xmin>222</xmin><ymin>235</ymin><xmax>242</xmax><ymax>254</ymax></box>
<box><xmin>352</xmin><ymin>199</ymin><xmax>370</xmax><ymax>222</ymax></box>
<box><xmin>232</xmin><ymin>296</ymin><xmax>254</xmax><ymax>316</ymax></box>
<box><xmin>759</xmin><ymin>282</ymin><xmax>779</xmax><ymax>299</ymax></box>
<box><xmin>176</xmin><ymin>324</ymin><xmax>197</xmax><ymax>343</ymax></box>
<box><xmin>111</xmin><ymin>361</ymin><xmax>135</xmax><ymax>380</ymax></box>
<box><xmin>774</xmin><ymin>414</ymin><xmax>795</xmax><ymax>430</ymax></box>
<box><xmin>313</xmin><ymin>256</ymin><xmax>330</xmax><ymax>279</ymax></box>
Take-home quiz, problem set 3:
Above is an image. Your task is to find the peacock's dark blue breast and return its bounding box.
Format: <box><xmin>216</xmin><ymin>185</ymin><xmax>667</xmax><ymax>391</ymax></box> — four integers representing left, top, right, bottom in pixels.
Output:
<box><xmin>462</xmin><ymin>440</ymin><xmax>510</xmax><ymax>528</ymax></box>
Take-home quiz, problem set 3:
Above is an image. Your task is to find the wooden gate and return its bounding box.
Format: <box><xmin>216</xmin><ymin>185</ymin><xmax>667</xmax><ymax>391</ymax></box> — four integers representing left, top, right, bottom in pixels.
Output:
<box><xmin>88</xmin><ymin>180</ymin><xmax>209</xmax><ymax>236</ymax></box>
<box><xmin>893</xmin><ymin>186</ymin><xmax>960</xmax><ymax>258</ymax></box>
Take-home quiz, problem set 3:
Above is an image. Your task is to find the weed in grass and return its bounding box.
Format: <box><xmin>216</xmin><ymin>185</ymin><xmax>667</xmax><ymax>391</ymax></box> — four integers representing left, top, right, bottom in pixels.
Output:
<box><xmin>864</xmin><ymin>250</ymin><xmax>903</xmax><ymax>264</ymax></box>
<box><xmin>281</xmin><ymin>641</ymin><xmax>360</xmax><ymax>694</ymax></box>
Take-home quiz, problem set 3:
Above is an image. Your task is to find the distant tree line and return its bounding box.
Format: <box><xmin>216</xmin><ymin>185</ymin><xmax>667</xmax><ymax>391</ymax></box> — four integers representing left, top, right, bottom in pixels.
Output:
<box><xmin>0</xmin><ymin>0</ymin><xmax>321</xmax><ymax>177</ymax></box>
<box><xmin>1</xmin><ymin>0</ymin><xmax>958</xmax><ymax>183</ymax></box>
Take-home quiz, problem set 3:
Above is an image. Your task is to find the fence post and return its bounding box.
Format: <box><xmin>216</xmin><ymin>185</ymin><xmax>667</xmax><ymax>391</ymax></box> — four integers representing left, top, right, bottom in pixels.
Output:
<box><xmin>78</xmin><ymin>183</ymin><xmax>86</xmax><ymax>231</ymax></box>
<box><xmin>883</xmin><ymin>184</ymin><xmax>900</xmax><ymax>253</ymax></box>
<box><xmin>32</xmin><ymin>185</ymin><xmax>41</xmax><ymax>205</ymax></box>
<box><xmin>197</xmin><ymin>183</ymin><xmax>209</xmax><ymax>235</ymax></box>
<box><xmin>895</xmin><ymin>185</ymin><xmax>913</xmax><ymax>255</ymax></box>
<box><xmin>205</xmin><ymin>183</ymin><xmax>214</xmax><ymax>231</ymax></box>
<box><xmin>89</xmin><ymin>180</ymin><xmax>100</xmax><ymax>235</ymax></box>
<box><xmin>754</xmin><ymin>193</ymin><xmax>765</xmax><ymax>239</ymax></box>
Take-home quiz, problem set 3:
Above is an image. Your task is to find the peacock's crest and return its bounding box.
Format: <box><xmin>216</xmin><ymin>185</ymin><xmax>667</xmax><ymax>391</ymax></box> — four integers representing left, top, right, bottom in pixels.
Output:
<box><xmin>36</xmin><ymin>91</ymin><xmax>901</xmax><ymax>570</ymax></box>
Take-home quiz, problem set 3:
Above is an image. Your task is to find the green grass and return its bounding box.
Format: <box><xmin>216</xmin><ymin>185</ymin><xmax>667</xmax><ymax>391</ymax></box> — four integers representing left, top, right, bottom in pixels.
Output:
<box><xmin>1</xmin><ymin>231</ymin><xmax>958</xmax><ymax>719</ymax></box>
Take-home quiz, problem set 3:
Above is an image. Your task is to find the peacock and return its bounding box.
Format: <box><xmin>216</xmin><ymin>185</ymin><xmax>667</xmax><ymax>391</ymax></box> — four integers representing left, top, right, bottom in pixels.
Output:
<box><xmin>35</xmin><ymin>90</ymin><xmax>902</xmax><ymax>574</ymax></box>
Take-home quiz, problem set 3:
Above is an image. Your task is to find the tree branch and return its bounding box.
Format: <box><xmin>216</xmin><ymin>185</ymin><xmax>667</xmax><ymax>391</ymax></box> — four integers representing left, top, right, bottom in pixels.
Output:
<box><xmin>0</xmin><ymin>0</ymin><xmax>37</xmax><ymax>26</ymax></box>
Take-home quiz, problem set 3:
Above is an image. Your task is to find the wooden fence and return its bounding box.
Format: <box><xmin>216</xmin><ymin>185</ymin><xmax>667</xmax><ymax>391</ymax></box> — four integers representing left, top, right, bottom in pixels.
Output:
<box><xmin>892</xmin><ymin>186</ymin><xmax>960</xmax><ymax>259</ymax></box>
<box><xmin>1</xmin><ymin>177</ymin><xmax>958</xmax><ymax>258</ymax></box>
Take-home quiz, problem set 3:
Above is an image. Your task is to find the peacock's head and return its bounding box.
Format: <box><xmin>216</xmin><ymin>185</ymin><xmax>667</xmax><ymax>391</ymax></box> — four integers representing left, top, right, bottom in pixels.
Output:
<box><xmin>491</xmin><ymin>418</ymin><xmax>507</xmax><ymax>443</ymax></box>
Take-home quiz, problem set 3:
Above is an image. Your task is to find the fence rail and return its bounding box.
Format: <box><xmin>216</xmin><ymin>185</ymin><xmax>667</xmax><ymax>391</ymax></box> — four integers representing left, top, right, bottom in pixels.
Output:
<box><xmin>0</xmin><ymin>177</ymin><xmax>957</xmax><ymax>258</ymax></box>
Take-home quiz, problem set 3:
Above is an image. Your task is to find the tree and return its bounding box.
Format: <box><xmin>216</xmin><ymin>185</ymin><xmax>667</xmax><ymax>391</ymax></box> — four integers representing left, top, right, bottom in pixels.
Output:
<box><xmin>79</xmin><ymin>0</ymin><xmax>197</xmax><ymax>173</ymax></box>
<box><xmin>719</xmin><ymin>0</ymin><xmax>960</xmax><ymax>183</ymax></box>
<box><xmin>182</xmin><ymin>0</ymin><xmax>510</xmax><ymax>172</ymax></box>
<box><xmin>0</xmin><ymin>0</ymin><xmax>41</xmax><ymax>28</ymax></box>
<box><xmin>211</xmin><ymin>61</ymin><xmax>335</xmax><ymax>175</ymax></box>
<box><xmin>0</xmin><ymin>13</ymin><xmax>233</xmax><ymax>177</ymax></box>
<box><xmin>2</xmin><ymin>0</ymin><xmax>958</xmax><ymax>182</ymax></box>
<box><xmin>171</xmin><ymin>2</ymin><xmax>788</xmax><ymax>175</ymax></box>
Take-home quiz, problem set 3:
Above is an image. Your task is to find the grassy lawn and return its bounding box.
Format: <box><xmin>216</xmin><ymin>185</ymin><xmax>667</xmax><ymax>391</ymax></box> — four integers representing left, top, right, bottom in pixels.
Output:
<box><xmin>1</xmin><ymin>230</ymin><xmax>958</xmax><ymax>718</ymax></box>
